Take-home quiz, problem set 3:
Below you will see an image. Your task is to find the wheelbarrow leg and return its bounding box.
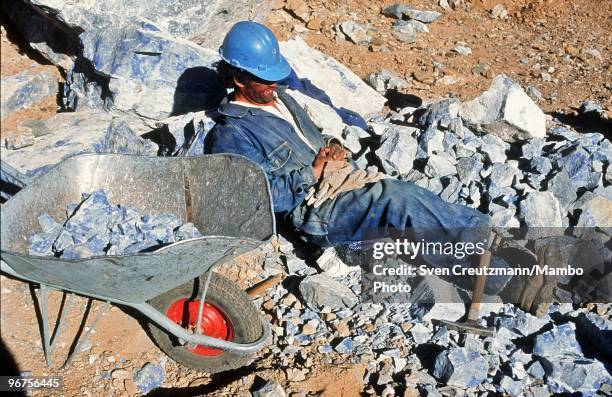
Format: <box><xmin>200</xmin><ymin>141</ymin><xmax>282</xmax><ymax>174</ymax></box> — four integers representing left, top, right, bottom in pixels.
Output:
<box><xmin>35</xmin><ymin>284</ymin><xmax>111</xmax><ymax>369</ymax></box>
<box><xmin>39</xmin><ymin>284</ymin><xmax>53</xmax><ymax>367</ymax></box>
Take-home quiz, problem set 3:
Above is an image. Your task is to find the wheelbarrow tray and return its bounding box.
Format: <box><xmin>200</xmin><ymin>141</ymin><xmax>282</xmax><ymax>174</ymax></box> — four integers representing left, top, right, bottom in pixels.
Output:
<box><xmin>1</xmin><ymin>153</ymin><xmax>275</xmax><ymax>354</ymax></box>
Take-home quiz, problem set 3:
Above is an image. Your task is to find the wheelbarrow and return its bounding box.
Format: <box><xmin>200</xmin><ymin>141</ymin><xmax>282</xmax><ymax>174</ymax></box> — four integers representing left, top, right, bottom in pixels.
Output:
<box><xmin>0</xmin><ymin>153</ymin><xmax>276</xmax><ymax>373</ymax></box>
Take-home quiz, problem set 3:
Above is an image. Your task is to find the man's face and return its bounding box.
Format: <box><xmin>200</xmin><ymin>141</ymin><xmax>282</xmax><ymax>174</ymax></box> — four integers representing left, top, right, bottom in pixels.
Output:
<box><xmin>235</xmin><ymin>75</ymin><xmax>277</xmax><ymax>106</ymax></box>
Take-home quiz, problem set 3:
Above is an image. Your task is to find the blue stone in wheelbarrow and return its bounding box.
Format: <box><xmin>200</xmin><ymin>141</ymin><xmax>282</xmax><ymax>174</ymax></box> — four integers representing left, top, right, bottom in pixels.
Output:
<box><xmin>28</xmin><ymin>189</ymin><xmax>203</xmax><ymax>258</ymax></box>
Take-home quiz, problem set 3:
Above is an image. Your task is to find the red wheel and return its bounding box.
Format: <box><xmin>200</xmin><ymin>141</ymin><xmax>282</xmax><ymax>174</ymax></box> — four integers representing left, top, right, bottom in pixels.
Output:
<box><xmin>165</xmin><ymin>299</ymin><xmax>235</xmax><ymax>356</ymax></box>
<box><xmin>146</xmin><ymin>273</ymin><xmax>263</xmax><ymax>372</ymax></box>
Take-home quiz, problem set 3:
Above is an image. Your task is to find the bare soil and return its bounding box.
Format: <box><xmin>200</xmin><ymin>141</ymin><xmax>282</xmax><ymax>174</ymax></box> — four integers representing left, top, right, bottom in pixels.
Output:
<box><xmin>269</xmin><ymin>0</ymin><xmax>611</xmax><ymax>115</ymax></box>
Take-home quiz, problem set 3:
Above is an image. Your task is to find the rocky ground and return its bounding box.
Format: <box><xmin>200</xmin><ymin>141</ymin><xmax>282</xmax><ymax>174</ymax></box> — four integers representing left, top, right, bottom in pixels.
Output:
<box><xmin>1</xmin><ymin>0</ymin><xmax>611</xmax><ymax>396</ymax></box>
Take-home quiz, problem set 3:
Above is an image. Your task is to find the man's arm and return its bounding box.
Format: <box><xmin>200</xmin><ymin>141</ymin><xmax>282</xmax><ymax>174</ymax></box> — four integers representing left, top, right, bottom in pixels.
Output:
<box><xmin>206</xmin><ymin>122</ymin><xmax>318</xmax><ymax>213</ymax></box>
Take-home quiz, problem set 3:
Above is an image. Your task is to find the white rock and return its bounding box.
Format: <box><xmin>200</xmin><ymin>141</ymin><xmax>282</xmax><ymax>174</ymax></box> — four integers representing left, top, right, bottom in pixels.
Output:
<box><xmin>317</xmin><ymin>248</ymin><xmax>352</xmax><ymax>277</ymax></box>
<box><xmin>285</xmin><ymin>89</ymin><xmax>345</xmax><ymax>141</ymax></box>
<box><xmin>520</xmin><ymin>191</ymin><xmax>564</xmax><ymax>227</ymax></box>
<box><xmin>280</xmin><ymin>37</ymin><xmax>386</xmax><ymax>118</ymax></box>
<box><xmin>375</xmin><ymin>126</ymin><xmax>419</xmax><ymax>177</ymax></box>
<box><xmin>459</xmin><ymin>75</ymin><xmax>546</xmax><ymax>142</ymax></box>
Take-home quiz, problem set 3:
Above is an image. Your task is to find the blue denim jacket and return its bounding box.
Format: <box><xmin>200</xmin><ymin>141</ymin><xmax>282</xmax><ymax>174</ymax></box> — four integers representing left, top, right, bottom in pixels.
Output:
<box><xmin>204</xmin><ymin>88</ymin><xmax>332</xmax><ymax>213</ymax></box>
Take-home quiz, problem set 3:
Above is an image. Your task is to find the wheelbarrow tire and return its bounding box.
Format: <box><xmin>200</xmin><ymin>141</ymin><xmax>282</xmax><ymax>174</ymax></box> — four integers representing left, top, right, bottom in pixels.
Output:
<box><xmin>146</xmin><ymin>272</ymin><xmax>262</xmax><ymax>373</ymax></box>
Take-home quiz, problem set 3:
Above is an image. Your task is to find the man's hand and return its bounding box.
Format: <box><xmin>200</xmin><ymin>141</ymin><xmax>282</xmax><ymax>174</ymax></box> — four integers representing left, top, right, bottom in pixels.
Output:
<box><xmin>312</xmin><ymin>144</ymin><xmax>348</xmax><ymax>179</ymax></box>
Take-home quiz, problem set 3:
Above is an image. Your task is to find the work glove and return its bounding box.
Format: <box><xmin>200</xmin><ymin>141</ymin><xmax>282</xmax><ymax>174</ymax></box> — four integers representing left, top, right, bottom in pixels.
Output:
<box><xmin>305</xmin><ymin>161</ymin><xmax>385</xmax><ymax>208</ymax></box>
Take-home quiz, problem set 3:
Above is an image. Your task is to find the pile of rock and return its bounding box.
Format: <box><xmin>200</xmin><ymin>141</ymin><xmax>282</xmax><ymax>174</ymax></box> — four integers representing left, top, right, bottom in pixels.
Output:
<box><xmin>28</xmin><ymin>189</ymin><xmax>202</xmax><ymax>258</ymax></box>
<box><xmin>250</xmin><ymin>240</ymin><xmax>611</xmax><ymax>396</ymax></box>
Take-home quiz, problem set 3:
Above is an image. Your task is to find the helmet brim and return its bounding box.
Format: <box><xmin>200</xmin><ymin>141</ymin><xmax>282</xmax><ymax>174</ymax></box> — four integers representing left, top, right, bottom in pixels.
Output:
<box><xmin>248</xmin><ymin>55</ymin><xmax>292</xmax><ymax>82</ymax></box>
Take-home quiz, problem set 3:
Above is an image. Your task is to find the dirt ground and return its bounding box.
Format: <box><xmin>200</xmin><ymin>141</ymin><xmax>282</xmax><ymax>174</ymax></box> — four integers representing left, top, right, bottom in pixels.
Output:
<box><xmin>1</xmin><ymin>0</ymin><xmax>611</xmax><ymax>396</ymax></box>
<box><xmin>269</xmin><ymin>0</ymin><xmax>611</xmax><ymax>115</ymax></box>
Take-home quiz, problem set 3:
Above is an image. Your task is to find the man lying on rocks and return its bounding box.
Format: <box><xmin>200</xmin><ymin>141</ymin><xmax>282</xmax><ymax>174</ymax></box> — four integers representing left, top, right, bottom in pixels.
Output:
<box><xmin>205</xmin><ymin>21</ymin><xmax>603</xmax><ymax>317</ymax></box>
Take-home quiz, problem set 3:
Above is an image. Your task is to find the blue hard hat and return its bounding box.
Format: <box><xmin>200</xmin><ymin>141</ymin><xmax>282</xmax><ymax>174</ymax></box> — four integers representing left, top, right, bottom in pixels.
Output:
<box><xmin>219</xmin><ymin>21</ymin><xmax>291</xmax><ymax>82</ymax></box>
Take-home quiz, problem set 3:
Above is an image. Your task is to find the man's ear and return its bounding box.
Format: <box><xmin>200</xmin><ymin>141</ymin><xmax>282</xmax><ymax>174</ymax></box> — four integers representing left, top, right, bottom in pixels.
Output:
<box><xmin>233</xmin><ymin>76</ymin><xmax>246</xmax><ymax>88</ymax></box>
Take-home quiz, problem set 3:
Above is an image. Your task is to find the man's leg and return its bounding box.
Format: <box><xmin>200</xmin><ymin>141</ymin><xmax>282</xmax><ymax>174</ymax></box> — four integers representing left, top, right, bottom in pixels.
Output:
<box><xmin>296</xmin><ymin>178</ymin><xmax>512</xmax><ymax>294</ymax></box>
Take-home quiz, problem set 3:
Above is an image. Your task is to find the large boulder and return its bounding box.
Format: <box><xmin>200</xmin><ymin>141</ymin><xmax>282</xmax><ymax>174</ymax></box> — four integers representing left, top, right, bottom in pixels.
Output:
<box><xmin>18</xmin><ymin>0</ymin><xmax>270</xmax><ymax>46</ymax></box>
<box><xmin>0</xmin><ymin>111</ymin><xmax>157</xmax><ymax>176</ymax></box>
<box><xmin>77</xmin><ymin>19</ymin><xmax>225</xmax><ymax>129</ymax></box>
<box><xmin>459</xmin><ymin>75</ymin><xmax>546</xmax><ymax>142</ymax></box>
<box><xmin>280</xmin><ymin>37</ymin><xmax>386</xmax><ymax>118</ymax></box>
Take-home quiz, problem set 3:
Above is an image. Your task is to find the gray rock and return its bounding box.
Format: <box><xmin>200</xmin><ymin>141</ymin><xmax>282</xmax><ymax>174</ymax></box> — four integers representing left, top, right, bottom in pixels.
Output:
<box><xmin>527</xmin><ymin>386</ymin><xmax>551</xmax><ymax>397</ymax></box>
<box><xmin>526</xmin><ymin>85</ymin><xmax>543</xmax><ymax>101</ymax></box>
<box><xmin>520</xmin><ymin>191</ymin><xmax>564</xmax><ymax>227</ymax></box>
<box><xmin>375</xmin><ymin>126</ymin><xmax>418</xmax><ymax>177</ymax></box>
<box><xmin>538</xmin><ymin>355</ymin><xmax>611</xmax><ymax>395</ymax></box>
<box><xmin>343</xmin><ymin>125</ymin><xmax>369</xmax><ymax>154</ymax></box>
<box><xmin>334</xmin><ymin>337</ymin><xmax>354</xmax><ymax>354</ymax></box>
<box><xmin>490</xmin><ymin>207</ymin><xmax>517</xmax><ymax>228</ymax></box>
<box><xmin>416</xmin><ymin>98</ymin><xmax>461</xmax><ymax>129</ymax></box>
<box><xmin>0</xmin><ymin>70</ymin><xmax>58</xmax><ymax>119</ymax></box>
<box><xmin>433</xmin><ymin>347</ymin><xmax>488</xmax><ymax>388</ymax></box>
<box><xmin>393</xmin><ymin>19</ymin><xmax>429</xmax><ymax>34</ymax></box>
<box><xmin>491</xmin><ymin>4</ymin><xmax>508</xmax><ymax>19</ymax></box>
<box><xmin>530</xmin><ymin>156</ymin><xmax>552</xmax><ymax>175</ymax></box>
<box><xmin>340</xmin><ymin>20</ymin><xmax>370</xmax><ymax>44</ymax></box>
<box><xmin>409</xmin><ymin>276</ymin><xmax>464</xmax><ymax>321</ymax></box>
<box><xmin>499</xmin><ymin>376</ymin><xmax>528</xmax><ymax>397</ymax></box>
<box><xmin>382</xmin><ymin>3</ymin><xmax>412</xmax><ymax>19</ymax></box>
<box><xmin>533</xmin><ymin>323</ymin><xmax>583</xmax><ymax>358</ymax></box>
<box><xmin>489</xmin><ymin>163</ymin><xmax>518</xmax><ymax>187</ymax></box>
<box><xmin>133</xmin><ymin>362</ymin><xmax>164</xmax><ymax>394</ymax></box>
<box><xmin>367</xmin><ymin>69</ymin><xmax>409</xmax><ymax>93</ymax></box>
<box><xmin>496</xmin><ymin>310</ymin><xmax>549</xmax><ymax>337</ymax></box>
<box><xmin>439</xmin><ymin>0</ymin><xmax>450</xmax><ymax>10</ymax></box>
<box><xmin>549</xmin><ymin>126</ymin><xmax>579</xmax><ymax>141</ymax></box>
<box><xmin>317</xmin><ymin>248</ymin><xmax>352</xmax><ymax>277</ymax></box>
<box><xmin>0</xmin><ymin>111</ymin><xmax>156</xmax><ymax>176</ymax></box>
<box><xmin>459</xmin><ymin>75</ymin><xmax>546</xmax><ymax>142</ymax></box>
<box><xmin>299</xmin><ymin>274</ymin><xmax>358</xmax><ymax>309</ymax></box>
<box><xmin>575</xmin><ymin>312</ymin><xmax>612</xmax><ymax>358</ymax></box>
<box><xmin>454</xmin><ymin>45</ymin><xmax>472</xmax><ymax>56</ymax></box>
<box><xmin>579</xmin><ymin>100</ymin><xmax>603</xmax><ymax>115</ymax></box>
<box><xmin>404</xmin><ymin>8</ymin><xmax>442</xmax><ymax>23</ymax></box>
<box><xmin>527</xmin><ymin>360</ymin><xmax>545</xmax><ymax>380</ymax></box>
<box><xmin>547</xmin><ymin>170</ymin><xmax>577</xmax><ymax>211</ymax></box>
<box><xmin>571</xmin><ymin>192</ymin><xmax>612</xmax><ymax>228</ymax></box>
<box><xmin>286</xmin><ymin>89</ymin><xmax>345</xmax><ymax>141</ymax></box>
<box><xmin>416</xmin><ymin>177</ymin><xmax>444</xmax><ymax>195</ymax></box>
<box><xmin>392</xmin><ymin>23</ymin><xmax>418</xmax><ymax>43</ymax></box>
<box><xmin>555</xmin><ymin>145</ymin><xmax>596</xmax><ymax>189</ymax></box>
<box><xmin>425</xmin><ymin>155</ymin><xmax>457</xmax><ymax>178</ymax></box>
<box><xmin>285</xmin><ymin>256</ymin><xmax>313</xmax><ymax>276</ymax></box>
<box><xmin>23</xmin><ymin>0</ymin><xmax>268</xmax><ymax>47</ymax></box>
<box><xmin>158</xmin><ymin>111</ymin><xmax>216</xmax><ymax>156</ymax></box>
<box><xmin>77</xmin><ymin>19</ymin><xmax>224</xmax><ymax>129</ymax></box>
<box><xmin>439</xmin><ymin>177</ymin><xmax>462</xmax><ymax>203</ymax></box>
<box><xmin>5</xmin><ymin>135</ymin><xmax>36</xmax><ymax>150</ymax></box>
<box><xmin>280</xmin><ymin>37</ymin><xmax>386</xmax><ymax>118</ymax></box>
<box><xmin>99</xmin><ymin>120</ymin><xmax>158</xmax><ymax>156</ymax></box>
<box><xmin>410</xmin><ymin>323</ymin><xmax>433</xmax><ymax>344</ymax></box>
<box><xmin>416</xmin><ymin>126</ymin><xmax>445</xmax><ymax>158</ymax></box>
<box><xmin>522</xmin><ymin>138</ymin><xmax>545</xmax><ymax>159</ymax></box>
<box><xmin>252</xmin><ymin>380</ymin><xmax>286</xmax><ymax>397</ymax></box>
<box><xmin>285</xmin><ymin>368</ymin><xmax>307</xmax><ymax>382</ymax></box>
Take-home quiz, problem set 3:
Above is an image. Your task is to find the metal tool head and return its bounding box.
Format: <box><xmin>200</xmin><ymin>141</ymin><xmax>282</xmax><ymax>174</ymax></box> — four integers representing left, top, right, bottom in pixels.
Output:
<box><xmin>434</xmin><ymin>319</ymin><xmax>495</xmax><ymax>337</ymax></box>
